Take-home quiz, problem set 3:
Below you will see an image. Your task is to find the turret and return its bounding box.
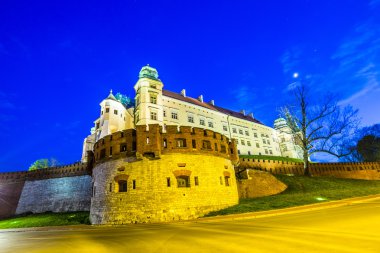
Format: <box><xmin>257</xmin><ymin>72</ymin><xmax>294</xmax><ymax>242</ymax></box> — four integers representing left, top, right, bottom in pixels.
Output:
<box><xmin>94</xmin><ymin>90</ymin><xmax>132</xmax><ymax>141</ymax></box>
<box><xmin>133</xmin><ymin>65</ymin><xmax>164</xmax><ymax>127</ymax></box>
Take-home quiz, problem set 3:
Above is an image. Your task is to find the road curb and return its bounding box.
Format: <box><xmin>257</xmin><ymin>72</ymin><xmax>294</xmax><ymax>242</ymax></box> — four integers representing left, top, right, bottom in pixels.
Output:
<box><xmin>196</xmin><ymin>194</ymin><xmax>380</xmax><ymax>223</ymax></box>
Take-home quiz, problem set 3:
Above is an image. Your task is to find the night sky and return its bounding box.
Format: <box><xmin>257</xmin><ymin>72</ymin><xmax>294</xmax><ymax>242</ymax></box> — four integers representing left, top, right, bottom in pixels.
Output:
<box><xmin>1</xmin><ymin>1</ymin><xmax>379</xmax><ymax>172</ymax></box>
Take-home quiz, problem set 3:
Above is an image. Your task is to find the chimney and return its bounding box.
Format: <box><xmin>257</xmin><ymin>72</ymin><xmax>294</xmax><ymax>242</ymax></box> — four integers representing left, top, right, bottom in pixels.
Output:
<box><xmin>249</xmin><ymin>112</ymin><xmax>254</xmax><ymax>118</ymax></box>
<box><xmin>198</xmin><ymin>95</ymin><xmax>204</xmax><ymax>103</ymax></box>
<box><xmin>181</xmin><ymin>89</ymin><xmax>186</xmax><ymax>97</ymax></box>
<box><xmin>209</xmin><ymin>100</ymin><xmax>215</xmax><ymax>106</ymax></box>
<box><xmin>240</xmin><ymin>110</ymin><xmax>246</xmax><ymax>116</ymax></box>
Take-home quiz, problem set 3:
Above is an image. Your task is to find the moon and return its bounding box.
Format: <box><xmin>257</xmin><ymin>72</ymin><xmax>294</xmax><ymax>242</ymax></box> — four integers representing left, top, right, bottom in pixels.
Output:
<box><xmin>293</xmin><ymin>72</ymin><xmax>299</xmax><ymax>78</ymax></box>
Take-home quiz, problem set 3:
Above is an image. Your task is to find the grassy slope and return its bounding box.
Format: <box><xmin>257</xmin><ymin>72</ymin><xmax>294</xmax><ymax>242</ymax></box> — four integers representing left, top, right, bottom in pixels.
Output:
<box><xmin>207</xmin><ymin>175</ymin><xmax>380</xmax><ymax>216</ymax></box>
<box><xmin>0</xmin><ymin>212</ymin><xmax>90</xmax><ymax>229</ymax></box>
<box><xmin>239</xmin><ymin>155</ymin><xmax>304</xmax><ymax>163</ymax></box>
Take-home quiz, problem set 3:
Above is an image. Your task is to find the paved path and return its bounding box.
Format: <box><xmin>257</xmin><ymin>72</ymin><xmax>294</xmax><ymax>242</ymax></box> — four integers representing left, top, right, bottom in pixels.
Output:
<box><xmin>1</xmin><ymin>197</ymin><xmax>380</xmax><ymax>253</ymax></box>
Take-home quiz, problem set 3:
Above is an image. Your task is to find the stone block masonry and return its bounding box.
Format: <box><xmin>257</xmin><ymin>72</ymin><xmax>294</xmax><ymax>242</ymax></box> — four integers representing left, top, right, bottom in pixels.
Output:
<box><xmin>90</xmin><ymin>153</ymin><xmax>238</xmax><ymax>224</ymax></box>
<box><xmin>16</xmin><ymin>175</ymin><xmax>92</xmax><ymax>214</ymax></box>
<box><xmin>238</xmin><ymin>159</ymin><xmax>380</xmax><ymax>180</ymax></box>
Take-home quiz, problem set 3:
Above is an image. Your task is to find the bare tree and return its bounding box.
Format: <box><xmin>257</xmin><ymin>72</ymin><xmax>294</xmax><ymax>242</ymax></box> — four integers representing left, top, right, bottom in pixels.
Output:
<box><xmin>281</xmin><ymin>82</ymin><xmax>360</xmax><ymax>176</ymax></box>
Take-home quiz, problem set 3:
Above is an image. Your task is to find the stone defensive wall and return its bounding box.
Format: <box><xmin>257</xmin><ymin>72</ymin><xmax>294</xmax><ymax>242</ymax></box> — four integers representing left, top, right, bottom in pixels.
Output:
<box><xmin>90</xmin><ymin>124</ymin><xmax>239</xmax><ymax>224</ymax></box>
<box><xmin>93</xmin><ymin>124</ymin><xmax>239</xmax><ymax>165</ymax></box>
<box><xmin>238</xmin><ymin>158</ymin><xmax>380</xmax><ymax>180</ymax></box>
<box><xmin>0</xmin><ymin>162</ymin><xmax>92</xmax><ymax>219</ymax></box>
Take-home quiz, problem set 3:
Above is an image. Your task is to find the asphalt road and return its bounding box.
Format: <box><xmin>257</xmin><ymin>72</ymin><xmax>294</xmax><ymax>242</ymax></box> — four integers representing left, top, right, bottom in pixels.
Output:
<box><xmin>1</xmin><ymin>199</ymin><xmax>380</xmax><ymax>253</ymax></box>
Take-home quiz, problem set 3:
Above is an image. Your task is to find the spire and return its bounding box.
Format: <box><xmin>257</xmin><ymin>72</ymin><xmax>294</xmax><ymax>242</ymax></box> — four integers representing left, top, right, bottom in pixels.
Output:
<box><xmin>106</xmin><ymin>89</ymin><xmax>117</xmax><ymax>101</ymax></box>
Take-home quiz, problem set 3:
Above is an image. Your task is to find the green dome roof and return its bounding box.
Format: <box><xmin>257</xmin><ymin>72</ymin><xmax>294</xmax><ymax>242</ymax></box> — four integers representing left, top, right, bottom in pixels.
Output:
<box><xmin>139</xmin><ymin>65</ymin><xmax>159</xmax><ymax>80</ymax></box>
<box><xmin>274</xmin><ymin>118</ymin><xmax>288</xmax><ymax>129</ymax></box>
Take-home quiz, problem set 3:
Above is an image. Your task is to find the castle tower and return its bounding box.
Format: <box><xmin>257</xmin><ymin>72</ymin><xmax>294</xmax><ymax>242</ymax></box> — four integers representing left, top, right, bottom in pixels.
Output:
<box><xmin>274</xmin><ymin>118</ymin><xmax>302</xmax><ymax>159</ymax></box>
<box><xmin>94</xmin><ymin>90</ymin><xmax>132</xmax><ymax>141</ymax></box>
<box><xmin>133</xmin><ymin>65</ymin><xmax>164</xmax><ymax>127</ymax></box>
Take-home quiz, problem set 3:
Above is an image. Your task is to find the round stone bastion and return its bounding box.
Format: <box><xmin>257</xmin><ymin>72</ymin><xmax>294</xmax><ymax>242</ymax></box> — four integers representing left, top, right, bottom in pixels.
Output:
<box><xmin>90</xmin><ymin>153</ymin><xmax>239</xmax><ymax>224</ymax></box>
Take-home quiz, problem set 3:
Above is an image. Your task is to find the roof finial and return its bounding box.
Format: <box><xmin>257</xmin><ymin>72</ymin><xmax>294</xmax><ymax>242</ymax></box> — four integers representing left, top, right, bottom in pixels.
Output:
<box><xmin>110</xmin><ymin>89</ymin><xmax>113</xmax><ymax>94</ymax></box>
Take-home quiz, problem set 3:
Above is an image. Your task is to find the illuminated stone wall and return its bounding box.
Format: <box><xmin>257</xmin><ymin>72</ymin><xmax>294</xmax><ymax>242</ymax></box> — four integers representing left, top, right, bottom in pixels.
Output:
<box><xmin>16</xmin><ymin>175</ymin><xmax>92</xmax><ymax>215</ymax></box>
<box><xmin>90</xmin><ymin>153</ymin><xmax>239</xmax><ymax>224</ymax></box>
<box><xmin>0</xmin><ymin>176</ymin><xmax>25</xmax><ymax>219</ymax></box>
<box><xmin>238</xmin><ymin>158</ymin><xmax>380</xmax><ymax>180</ymax></box>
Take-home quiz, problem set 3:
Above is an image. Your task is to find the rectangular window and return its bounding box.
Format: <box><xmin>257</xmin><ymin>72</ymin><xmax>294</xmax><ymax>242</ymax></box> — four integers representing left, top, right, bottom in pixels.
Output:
<box><xmin>163</xmin><ymin>110</ymin><xmax>166</xmax><ymax>117</ymax></box>
<box><xmin>265</xmin><ymin>149</ymin><xmax>268</xmax><ymax>154</ymax></box>
<box><xmin>192</xmin><ymin>139</ymin><xmax>196</xmax><ymax>149</ymax></box>
<box><xmin>177</xmin><ymin>176</ymin><xmax>190</xmax><ymax>188</ymax></box>
<box><xmin>109</xmin><ymin>183</ymin><xmax>112</xmax><ymax>192</ymax></box>
<box><xmin>120</xmin><ymin>144</ymin><xmax>127</xmax><ymax>152</ymax></box>
<box><xmin>239</xmin><ymin>129</ymin><xmax>243</xmax><ymax>135</ymax></box>
<box><xmin>232</xmin><ymin>128</ymin><xmax>237</xmax><ymax>133</ymax></box>
<box><xmin>96</xmin><ymin>122</ymin><xmax>100</xmax><ymax>129</ymax></box>
<box><xmin>176</xmin><ymin>138</ymin><xmax>187</xmax><ymax>148</ymax></box>
<box><xmin>245</xmin><ymin>130</ymin><xmax>249</xmax><ymax>136</ymax></box>
<box><xmin>167</xmin><ymin>177</ymin><xmax>171</xmax><ymax>187</ymax></box>
<box><xmin>118</xmin><ymin>180</ymin><xmax>127</xmax><ymax>192</ymax></box>
<box><xmin>133</xmin><ymin>180</ymin><xmax>136</xmax><ymax>189</ymax></box>
<box><xmin>208</xmin><ymin>122</ymin><xmax>214</xmax><ymax>128</ymax></box>
<box><xmin>225</xmin><ymin>176</ymin><xmax>230</xmax><ymax>186</ymax></box>
<box><xmin>200</xmin><ymin>119</ymin><xmax>205</xmax><ymax>126</ymax></box>
<box><xmin>188</xmin><ymin>115</ymin><xmax>194</xmax><ymax>123</ymax></box>
<box><xmin>150</xmin><ymin>95</ymin><xmax>157</xmax><ymax>104</ymax></box>
<box><xmin>241</xmin><ymin>140</ymin><xmax>245</xmax><ymax>145</ymax></box>
<box><xmin>194</xmin><ymin>176</ymin><xmax>199</xmax><ymax>186</ymax></box>
<box><xmin>114</xmin><ymin>110</ymin><xmax>118</xmax><ymax>115</ymax></box>
<box><xmin>109</xmin><ymin>147</ymin><xmax>113</xmax><ymax>156</ymax></box>
<box><xmin>171</xmin><ymin>112</ymin><xmax>178</xmax><ymax>119</ymax></box>
<box><xmin>214</xmin><ymin>143</ymin><xmax>218</xmax><ymax>151</ymax></box>
<box><xmin>268</xmin><ymin>140</ymin><xmax>271</xmax><ymax>145</ymax></box>
<box><xmin>254</xmin><ymin>133</ymin><xmax>258</xmax><ymax>138</ymax></box>
<box><xmin>202</xmin><ymin>140</ymin><xmax>212</xmax><ymax>150</ymax></box>
<box><xmin>106</xmin><ymin>108</ymin><xmax>110</xmax><ymax>113</ymax></box>
<box><xmin>263</xmin><ymin>139</ymin><xmax>266</xmax><ymax>144</ymax></box>
<box><xmin>256</xmin><ymin>143</ymin><xmax>260</xmax><ymax>148</ymax></box>
<box><xmin>163</xmin><ymin>139</ymin><xmax>167</xmax><ymax>148</ymax></box>
<box><xmin>247</xmin><ymin>141</ymin><xmax>251</xmax><ymax>146</ymax></box>
<box><xmin>150</xmin><ymin>111</ymin><xmax>157</xmax><ymax>120</ymax></box>
<box><xmin>223</xmin><ymin>125</ymin><xmax>228</xmax><ymax>131</ymax></box>
<box><xmin>220</xmin><ymin>145</ymin><xmax>226</xmax><ymax>153</ymax></box>
<box><xmin>269</xmin><ymin>150</ymin><xmax>273</xmax><ymax>155</ymax></box>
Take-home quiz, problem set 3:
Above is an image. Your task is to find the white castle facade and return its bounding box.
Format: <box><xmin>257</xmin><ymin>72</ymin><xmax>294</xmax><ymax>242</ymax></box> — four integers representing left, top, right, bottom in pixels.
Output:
<box><xmin>82</xmin><ymin>65</ymin><xmax>302</xmax><ymax>162</ymax></box>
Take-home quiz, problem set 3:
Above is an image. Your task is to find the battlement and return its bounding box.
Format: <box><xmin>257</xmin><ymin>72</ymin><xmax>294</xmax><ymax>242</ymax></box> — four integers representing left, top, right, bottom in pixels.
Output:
<box><xmin>0</xmin><ymin>162</ymin><xmax>90</xmax><ymax>183</ymax></box>
<box><xmin>238</xmin><ymin>158</ymin><xmax>380</xmax><ymax>180</ymax></box>
<box><xmin>93</xmin><ymin>124</ymin><xmax>239</xmax><ymax>165</ymax></box>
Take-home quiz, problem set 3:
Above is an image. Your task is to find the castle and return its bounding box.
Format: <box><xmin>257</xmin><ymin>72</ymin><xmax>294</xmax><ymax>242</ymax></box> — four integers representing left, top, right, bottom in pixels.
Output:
<box><xmin>1</xmin><ymin>65</ymin><xmax>379</xmax><ymax>224</ymax></box>
<box><xmin>81</xmin><ymin>65</ymin><xmax>303</xmax><ymax>164</ymax></box>
<box><xmin>84</xmin><ymin>65</ymin><xmax>302</xmax><ymax>224</ymax></box>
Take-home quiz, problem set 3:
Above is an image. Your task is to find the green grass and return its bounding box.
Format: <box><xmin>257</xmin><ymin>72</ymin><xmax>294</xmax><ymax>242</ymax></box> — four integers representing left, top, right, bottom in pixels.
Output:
<box><xmin>0</xmin><ymin>212</ymin><xmax>90</xmax><ymax>229</ymax></box>
<box><xmin>239</xmin><ymin>155</ymin><xmax>304</xmax><ymax>163</ymax></box>
<box><xmin>207</xmin><ymin>175</ymin><xmax>380</xmax><ymax>216</ymax></box>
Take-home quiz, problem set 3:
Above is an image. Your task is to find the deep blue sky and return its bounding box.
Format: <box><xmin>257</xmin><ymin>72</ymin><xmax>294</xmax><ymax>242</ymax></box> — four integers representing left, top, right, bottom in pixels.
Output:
<box><xmin>1</xmin><ymin>1</ymin><xmax>379</xmax><ymax>172</ymax></box>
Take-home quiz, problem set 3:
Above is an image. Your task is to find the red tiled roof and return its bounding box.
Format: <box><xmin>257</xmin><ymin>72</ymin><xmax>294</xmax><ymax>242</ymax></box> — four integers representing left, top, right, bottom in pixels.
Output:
<box><xmin>162</xmin><ymin>89</ymin><xmax>264</xmax><ymax>125</ymax></box>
